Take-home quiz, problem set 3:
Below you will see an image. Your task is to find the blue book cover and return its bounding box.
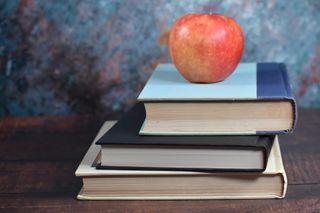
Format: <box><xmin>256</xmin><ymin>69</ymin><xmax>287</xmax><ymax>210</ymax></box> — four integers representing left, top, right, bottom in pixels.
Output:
<box><xmin>138</xmin><ymin>63</ymin><xmax>297</xmax><ymax>135</ymax></box>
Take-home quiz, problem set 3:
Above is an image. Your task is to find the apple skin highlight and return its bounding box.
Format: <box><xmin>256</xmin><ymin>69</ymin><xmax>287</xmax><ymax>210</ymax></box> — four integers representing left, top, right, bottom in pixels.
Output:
<box><xmin>169</xmin><ymin>13</ymin><xmax>244</xmax><ymax>83</ymax></box>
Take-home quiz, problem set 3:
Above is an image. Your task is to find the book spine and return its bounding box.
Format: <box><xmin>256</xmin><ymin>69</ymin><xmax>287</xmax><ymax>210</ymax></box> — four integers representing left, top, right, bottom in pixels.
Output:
<box><xmin>279</xmin><ymin>63</ymin><xmax>298</xmax><ymax>133</ymax></box>
<box><xmin>256</xmin><ymin>63</ymin><xmax>297</xmax><ymax>134</ymax></box>
<box><xmin>279</xmin><ymin>63</ymin><xmax>292</xmax><ymax>97</ymax></box>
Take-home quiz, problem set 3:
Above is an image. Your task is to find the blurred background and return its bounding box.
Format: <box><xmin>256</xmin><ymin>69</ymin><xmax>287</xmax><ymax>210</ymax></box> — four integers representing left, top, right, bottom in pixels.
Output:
<box><xmin>0</xmin><ymin>0</ymin><xmax>319</xmax><ymax>117</ymax></box>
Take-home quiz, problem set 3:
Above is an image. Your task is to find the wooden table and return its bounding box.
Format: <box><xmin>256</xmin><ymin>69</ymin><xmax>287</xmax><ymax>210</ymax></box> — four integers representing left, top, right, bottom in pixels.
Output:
<box><xmin>0</xmin><ymin>109</ymin><xmax>319</xmax><ymax>212</ymax></box>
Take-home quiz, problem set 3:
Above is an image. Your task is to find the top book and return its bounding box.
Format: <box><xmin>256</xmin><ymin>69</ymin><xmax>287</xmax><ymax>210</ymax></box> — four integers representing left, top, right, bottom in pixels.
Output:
<box><xmin>138</xmin><ymin>63</ymin><xmax>297</xmax><ymax>135</ymax></box>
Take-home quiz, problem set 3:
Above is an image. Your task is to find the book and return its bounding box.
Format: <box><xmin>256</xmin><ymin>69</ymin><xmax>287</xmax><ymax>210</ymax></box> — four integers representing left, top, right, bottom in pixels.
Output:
<box><xmin>137</xmin><ymin>63</ymin><xmax>297</xmax><ymax>135</ymax></box>
<box><xmin>95</xmin><ymin>103</ymin><xmax>273</xmax><ymax>172</ymax></box>
<box><xmin>76</xmin><ymin>121</ymin><xmax>287</xmax><ymax>200</ymax></box>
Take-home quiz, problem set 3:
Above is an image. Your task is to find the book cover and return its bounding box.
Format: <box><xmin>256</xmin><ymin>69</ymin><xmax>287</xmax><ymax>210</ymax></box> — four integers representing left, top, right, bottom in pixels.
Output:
<box><xmin>137</xmin><ymin>63</ymin><xmax>297</xmax><ymax>134</ymax></box>
<box><xmin>95</xmin><ymin>103</ymin><xmax>273</xmax><ymax>172</ymax></box>
<box><xmin>76</xmin><ymin>121</ymin><xmax>287</xmax><ymax>200</ymax></box>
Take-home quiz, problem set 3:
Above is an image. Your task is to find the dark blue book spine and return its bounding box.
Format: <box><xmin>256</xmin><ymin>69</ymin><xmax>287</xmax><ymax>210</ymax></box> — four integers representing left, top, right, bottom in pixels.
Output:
<box><xmin>256</xmin><ymin>63</ymin><xmax>297</xmax><ymax>134</ymax></box>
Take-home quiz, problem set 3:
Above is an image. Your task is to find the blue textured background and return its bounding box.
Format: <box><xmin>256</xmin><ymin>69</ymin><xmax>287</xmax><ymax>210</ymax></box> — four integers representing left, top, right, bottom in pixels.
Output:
<box><xmin>0</xmin><ymin>0</ymin><xmax>320</xmax><ymax>116</ymax></box>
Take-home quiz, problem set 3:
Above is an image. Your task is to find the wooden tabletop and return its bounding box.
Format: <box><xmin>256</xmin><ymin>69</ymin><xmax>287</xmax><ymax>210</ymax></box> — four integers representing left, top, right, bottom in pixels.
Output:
<box><xmin>0</xmin><ymin>109</ymin><xmax>319</xmax><ymax>212</ymax></box>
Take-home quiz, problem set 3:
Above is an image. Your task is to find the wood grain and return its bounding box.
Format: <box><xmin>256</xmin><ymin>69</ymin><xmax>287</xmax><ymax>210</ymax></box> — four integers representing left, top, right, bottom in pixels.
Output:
<box><xmin>0</xmin><ymin>108</ymin><xmax>319</xmax><ymax>212</ymax></box>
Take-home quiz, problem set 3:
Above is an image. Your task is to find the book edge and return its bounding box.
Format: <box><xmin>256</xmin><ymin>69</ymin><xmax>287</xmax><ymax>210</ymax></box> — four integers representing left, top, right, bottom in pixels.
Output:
<box><xmin>273</xmin><ymin>136</ymin><xmax>288</xmax><ymax>198</ymax></box>
<box><xmin>139</xmin><ymin>128</ymin><xmax>257</xmax><ymax>136</ymax></box>
<box><xmin>77</xmin><ymin>124</ymin><xmax>285</xmax><ymax>176</ymax></box>
<box><xmin>75</xmin><ymin>121</ymin><xmax>116</xmax><ymax>176</ymax></box>
<box><xmin>77</xmin><ymin>186</ymin><xmax>284</xmax><ymax>200</ymax></box>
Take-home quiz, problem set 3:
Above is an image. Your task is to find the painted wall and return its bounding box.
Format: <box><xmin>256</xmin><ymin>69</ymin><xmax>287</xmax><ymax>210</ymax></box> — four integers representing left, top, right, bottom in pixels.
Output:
<box><xmin>0</xmin><ymin>0</ymin><xmax>319</xmax><ymax>116</ymax></box>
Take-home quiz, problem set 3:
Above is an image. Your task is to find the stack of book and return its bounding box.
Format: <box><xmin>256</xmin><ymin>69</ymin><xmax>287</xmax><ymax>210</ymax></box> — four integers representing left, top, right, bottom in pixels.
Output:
<box><xmin>76</xmin><ymin>62</ymin><xmax>297</xmax><ymax>200</ymax></box>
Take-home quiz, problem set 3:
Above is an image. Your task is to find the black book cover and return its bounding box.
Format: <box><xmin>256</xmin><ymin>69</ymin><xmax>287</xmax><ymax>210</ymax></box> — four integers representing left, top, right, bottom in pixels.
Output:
<box><xmin>96</xmin><ymin>103</ymin><xmax>274</xmax><ymax>172</ymax></box>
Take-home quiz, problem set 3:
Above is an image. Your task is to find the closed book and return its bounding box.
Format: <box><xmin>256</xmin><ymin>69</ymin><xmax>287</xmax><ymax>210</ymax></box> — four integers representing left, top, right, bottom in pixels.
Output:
<box><xmin>95</xmin><ymin>103</ymin><xmax>273</xmax><ymax>172</ymax></box>
<box><xmin>137</xmin><ymin>63</ymin><xmax>297</xmax><ymax>135</ymax></box>
<box><xmin>76</xmin><ymin>121</ymin><xmax>287</xmax><ymax>200</ymax></box>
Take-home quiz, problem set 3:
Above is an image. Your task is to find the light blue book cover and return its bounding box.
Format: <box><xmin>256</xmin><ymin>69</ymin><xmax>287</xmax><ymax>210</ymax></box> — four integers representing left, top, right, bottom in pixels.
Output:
<box><xmin>138</xmin><ymin>63</ymin><xmax>297</xmax><ymax>134</ymax></box>
<box><xmin>138</xmin><ymin>63</ymin><xmax>257</xmax><ymax>101</ymax></box>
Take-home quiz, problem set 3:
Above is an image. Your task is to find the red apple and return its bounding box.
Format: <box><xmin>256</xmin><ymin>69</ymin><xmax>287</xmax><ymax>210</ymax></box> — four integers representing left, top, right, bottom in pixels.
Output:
<box><xmin>169</xmin><ymin>13</ymin><xmax>244</xmax><ymax>83</ymax></box>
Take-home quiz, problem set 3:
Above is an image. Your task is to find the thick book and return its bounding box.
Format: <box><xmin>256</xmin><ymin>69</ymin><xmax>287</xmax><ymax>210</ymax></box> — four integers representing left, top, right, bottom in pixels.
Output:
<box><xmin>137</xmin><ymin>63</ymin><xmax>297</xmax><ymax>135</ymax></box>
<box><xmin>76</xmin><ymin>121</ymin><xmax>287</xmax><ymax>200</ymax></box>
<box><xmin>95</xmin><ymin>103</ymin><xmax>273</xmax><ymax>172</ymax></box>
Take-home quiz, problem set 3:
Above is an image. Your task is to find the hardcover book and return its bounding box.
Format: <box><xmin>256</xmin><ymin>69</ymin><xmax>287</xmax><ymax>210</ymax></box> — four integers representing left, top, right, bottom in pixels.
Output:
<box><xmin>95</xmin><ymin>103</ymin><xmax>273</xmax><ymax>172</ymax></box>
<box><xmin>76</xmin><ymin>121</ymin><xmax>287</xmax><ymax>200</ymax></box>
<box><xmin>137</xmin><ymin>63</ymin><xmax>297</xmax><ymax>135</ymax></box>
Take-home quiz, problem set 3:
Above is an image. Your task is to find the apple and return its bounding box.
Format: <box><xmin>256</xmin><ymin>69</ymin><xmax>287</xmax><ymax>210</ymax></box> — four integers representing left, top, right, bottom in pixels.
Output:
<box><xmin>169</xmin><ymin>13</ymin><xmax>244</xmax><ymax>83</ymax></box>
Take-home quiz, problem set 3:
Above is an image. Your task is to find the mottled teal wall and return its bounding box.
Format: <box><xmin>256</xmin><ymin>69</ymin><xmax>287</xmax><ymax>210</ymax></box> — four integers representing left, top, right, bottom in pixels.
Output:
<box><xmin>0</xmin><ymin>0</ymin><xmax>319</xmax><ymax>116</ymax></box>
